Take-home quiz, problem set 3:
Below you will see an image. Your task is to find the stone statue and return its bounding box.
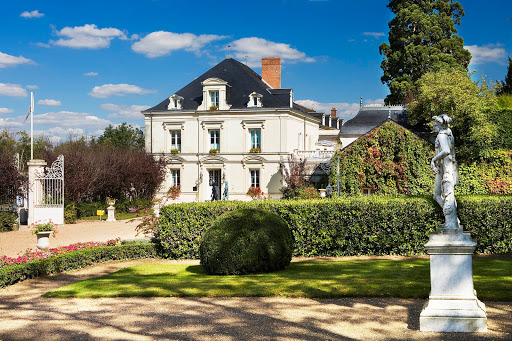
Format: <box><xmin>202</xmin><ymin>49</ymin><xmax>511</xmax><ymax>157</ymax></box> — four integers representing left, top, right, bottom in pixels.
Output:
<box><xmin>431</xmin><ymin>114</ymin><xmax>459</xmax><ymax>230</ymax></box>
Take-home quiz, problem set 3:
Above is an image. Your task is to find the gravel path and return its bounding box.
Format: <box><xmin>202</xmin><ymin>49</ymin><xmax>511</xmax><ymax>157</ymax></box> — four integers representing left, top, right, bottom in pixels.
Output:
<box><xmin>1</xmin><ymin>222</ymin><xmax>511</xmax><ymax>340</ymax></box>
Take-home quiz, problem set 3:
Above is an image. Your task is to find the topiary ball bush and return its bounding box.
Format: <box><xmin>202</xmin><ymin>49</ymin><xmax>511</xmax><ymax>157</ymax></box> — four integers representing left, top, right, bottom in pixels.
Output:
<box><xmin>200</xmin><ymin>208</ymin><xmax>294</xmax><ymax>275</ymax></box>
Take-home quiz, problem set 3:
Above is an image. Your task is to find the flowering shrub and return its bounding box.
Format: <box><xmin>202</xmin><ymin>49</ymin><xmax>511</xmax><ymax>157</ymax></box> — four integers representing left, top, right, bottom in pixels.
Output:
<box><xmin>298</xmin><ymin>187</ymin><xmax>321</xmax><ymax>199</ymax></box>
<box><xmin>0</xmin><ymin>238</ymin><xmax>121</xmax><ymax>267</ymax></box>
<box><xmin>168</xmin><ymin>185</ymin><xmax>181</xmax><ymax>200</ymax></box>
<box><xmin>247</xmin><ymin>186</ymin><xmax>264</xmax><ymax>199</ymax></box>
<box><xmin>106</xmin><ymin>196</ymin><xmax>117</xmax><ymax>206</ymax></box>
<box><xmin>31</xmin><ymin>220</ymin><xmax>58</xmax><ymax>237</ymax></box>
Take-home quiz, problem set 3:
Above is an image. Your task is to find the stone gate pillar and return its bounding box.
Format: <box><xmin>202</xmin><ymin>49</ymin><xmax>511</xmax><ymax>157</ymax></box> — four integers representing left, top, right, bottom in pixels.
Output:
<box><xmin>27</xmin><ymin>159</ymin><xmax>47</xmax><ymax>226</ymax></box>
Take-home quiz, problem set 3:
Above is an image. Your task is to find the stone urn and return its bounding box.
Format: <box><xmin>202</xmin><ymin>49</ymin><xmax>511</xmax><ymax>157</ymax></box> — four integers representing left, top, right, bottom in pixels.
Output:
<box><xmin>319</xmin><ymin>189</ymin><xmax>327</xmax><ymax>198</ymax></box>
<box><xmin>36</xmin><ymin>231</ymin><xmax>52</xmax><ymax>251</ymax></box>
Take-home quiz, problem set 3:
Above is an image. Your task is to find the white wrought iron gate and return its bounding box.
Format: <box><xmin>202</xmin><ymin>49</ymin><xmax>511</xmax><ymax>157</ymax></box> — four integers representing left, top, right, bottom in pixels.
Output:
<box><xmin>33</xmin><ymin>155</ymin><xmax>64</xmax><ymax>224</ymax></box>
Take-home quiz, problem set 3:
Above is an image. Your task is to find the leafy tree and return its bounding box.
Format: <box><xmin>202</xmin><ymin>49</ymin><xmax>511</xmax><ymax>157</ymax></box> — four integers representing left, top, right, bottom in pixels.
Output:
<box><xmin>0</xmin><ymin>152</ymin><xmax>26</xmax><ymax>204</ymax></box>
<box><xmin>279</xmin><ymin>155</ymin><xmax>312</xmax><ymax>199</ymax></box>
<box><xmin>497</xmin><ymin>56</ymin><xmax>512</xmax><ymax>95</ymax></box>
<box><xmin>96</xmin><ymin>123</ymin><xmax>144</xmax><ymax>149</ymax></box>
<box><xmin>408</xmin><ymin>68</ymin><xmax>498</xmax><ymax>159</ymax></box>
<box><xmin>379</xmin><ymin>0</ymin><xmax>471</xmax><ymax>104</ymax></box>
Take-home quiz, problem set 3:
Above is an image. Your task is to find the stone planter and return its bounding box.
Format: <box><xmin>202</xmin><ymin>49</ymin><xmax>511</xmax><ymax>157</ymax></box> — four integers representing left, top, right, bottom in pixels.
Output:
<box><xmin>319</xmin><ymin>189</ymin><xmax>327</xmax><ymax>198</ymax></box>
<box><xmin>36</xmin><ymin>231</ymin><xmax>52</xmax><ymax>251</ymax></box>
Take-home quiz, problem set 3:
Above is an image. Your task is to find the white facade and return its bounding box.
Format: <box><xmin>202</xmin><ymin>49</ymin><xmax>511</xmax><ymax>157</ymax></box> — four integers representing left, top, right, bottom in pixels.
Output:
<box><xmin>145</xmin><ymin>108</ymin><xmax>326</xmax><ymax>202</ymax></box>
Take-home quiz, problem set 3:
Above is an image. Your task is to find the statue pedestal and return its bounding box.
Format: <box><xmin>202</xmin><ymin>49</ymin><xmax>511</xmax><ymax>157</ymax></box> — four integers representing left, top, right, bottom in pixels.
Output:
<box><xmin>106</xmin><ymin>206</ymin><xmax>116</xmax><ymax>222</ymax></box>
<box><xmin>420</xmin><ymin>228</ymin><xmax>487</xmax><ymax>332</ymax></box>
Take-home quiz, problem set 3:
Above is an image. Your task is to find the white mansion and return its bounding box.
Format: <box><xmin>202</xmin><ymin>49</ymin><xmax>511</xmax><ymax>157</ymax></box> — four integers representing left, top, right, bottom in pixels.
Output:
<box><xmin>142</xmin><ymin>57</ymin><xmax>340</xmax><ymax>202</ymax></box>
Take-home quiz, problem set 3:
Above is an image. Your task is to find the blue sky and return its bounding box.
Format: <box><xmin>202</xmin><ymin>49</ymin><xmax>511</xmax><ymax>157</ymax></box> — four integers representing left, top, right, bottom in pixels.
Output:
<box><xmin>1</xmin><ymin>0</ymin><xmax>510</xmax><ymax>144</ymax></box>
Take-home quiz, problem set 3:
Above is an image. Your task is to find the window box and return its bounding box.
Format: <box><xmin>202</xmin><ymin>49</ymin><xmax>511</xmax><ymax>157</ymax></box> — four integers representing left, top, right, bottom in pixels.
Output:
<box><xmin>249</xmin><ymin>147</ymin><xmax>261</xmax><ymax>153</ymax></box>
<box><xmin>170</xmin><ymin>149</ymin><xmax>180</xmax><ymax>154</ymax></box>
<box><xmin>209</xmin><ymin>148</ymin><xmax>219</xmax><ymax>155</ymax></box>
<box><xmin>209</xmin><ymin>105</ymin><xmax>219</xmax><ymax>111</ymax></box>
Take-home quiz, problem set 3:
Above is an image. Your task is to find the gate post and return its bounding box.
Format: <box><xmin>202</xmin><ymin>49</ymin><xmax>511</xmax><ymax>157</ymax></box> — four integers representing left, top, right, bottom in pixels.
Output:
<box><xmin>27</xmin><ymin>159</ymin><xmax>47</xmax><ymax>226</ymax></box>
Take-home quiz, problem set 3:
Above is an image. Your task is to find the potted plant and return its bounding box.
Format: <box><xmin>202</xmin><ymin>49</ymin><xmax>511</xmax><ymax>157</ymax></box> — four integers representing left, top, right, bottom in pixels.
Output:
<box><xmin>249</xmin><ymin>147</ymin><xmax>261</xmax><ymax>153</ymax></box>
<box><xmin>31</xmin><ymin>220</ymin><xmax>58</xmax><ymax>251</ymax></box>
<box><xmin>209</xmin><ymin>148</ymin><xmax>219</xmax><ymax>155</ymax></box>
<box><xmin>106</xmin><ymin>196</ymin><xmax>117</xmax><ymax>207</ymax></box>
<box><xmin>247</xmin><ymin>186</ymin><xmax>264</xmax><ymax>200</ymax></box>
<box><xmin>170</xmin><ymin>149</ymin><xmax>180</xmax><ymax>154</ymax></box>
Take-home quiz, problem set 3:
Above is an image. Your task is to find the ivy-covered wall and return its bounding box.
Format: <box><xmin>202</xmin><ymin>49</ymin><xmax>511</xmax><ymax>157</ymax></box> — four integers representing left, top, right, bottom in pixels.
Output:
<box><xmin>332</xmin><ymin>121</ymin><xmax>434</xmax><ymax>195</ymax></box>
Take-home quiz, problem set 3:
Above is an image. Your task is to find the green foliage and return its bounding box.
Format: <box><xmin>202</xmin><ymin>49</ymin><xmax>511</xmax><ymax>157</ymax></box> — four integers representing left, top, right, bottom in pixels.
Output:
<box><xmin>380</xmin><ymin>0</ymin><xmax>471</xmax><ymax>104</ymax></box>
<box><xmin>200</xmin><ymin>209</ymin><xmax>293</xmax><ymax>275</ymax></box>
<box><xmin>498</xmin><ymin>94</ymin><xmax>512</xmax><ymax>109</ymax></box>
<box><xmin>333</xmin><ymin>122</ymin><xmax>434</xmax><ymax>195</ymax></box>
<box><xmin>156</xmin><ymin>196</ymin><xmax>512</xmax><ymax>258</ymax></box>
<box><xmin>279</xmin><ymin>155</ymin><xmax>315</xmax><ymax>199</ymax></box>
<box><xmin>408</xmin><ymin>69</ymin><xmax>498</xmax><ymax>159</ymax></box>
<box><xmin>491</xmin><ymin>109</ymin><xmax>512</xmax><ymax>149</ymax></box>
<box><xmin>95</xmin><ymin>122</ymin><xmax>144</xmax><ymax>150</ymax></box>
<box><xmin>0</xmin><ymin>243</ymin><xmax>157</xmax><ymax>288</ymax></box>
<box><xmin>0</xmin><ymin>212</ymin><xmax>17</xmax><ymax>232</ymax></box>
<box><xmin>497</xmin><ymin>56</ymin><xmax>512</xmax><ymax>95</ymax></box>
<box><xmin>64</xmin><ymin>203</ymin><xmax>78</xmax><ymax>224</ymax></box>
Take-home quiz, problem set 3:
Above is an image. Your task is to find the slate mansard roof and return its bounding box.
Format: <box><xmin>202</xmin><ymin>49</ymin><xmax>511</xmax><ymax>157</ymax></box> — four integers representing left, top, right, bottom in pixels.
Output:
<box><xmin>144</xmin><ymin>58</ymin><xmax>313</xmax><ymax>115</ymax></box>
<box><xmin>339</xmin><ymin>105</ymin><xmax>408</xmax><ymax>137</ymax></box>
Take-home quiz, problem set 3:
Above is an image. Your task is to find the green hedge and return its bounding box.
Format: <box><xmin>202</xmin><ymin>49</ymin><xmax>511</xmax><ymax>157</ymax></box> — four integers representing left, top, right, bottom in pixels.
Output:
<box><xmin>0</xmin><ymin>243</ymin><xmax>157</xmax><ymax>288</ymax></box>
<box><xmin>156</xmin><ymin>196</ymin><xmax>512</xmax><ymax>259</ymax></box>
<box><xmin>0</xmin><ymin>211</ymin><xmax>17</xmax><ymax>232</ymax></box>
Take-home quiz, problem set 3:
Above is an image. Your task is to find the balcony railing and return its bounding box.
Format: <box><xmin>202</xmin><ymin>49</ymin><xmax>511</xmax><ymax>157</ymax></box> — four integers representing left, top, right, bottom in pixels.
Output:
<box><xmin>293</xmin><ymin>150</ymin><xmax>335</xmax><ymax>161</ymax></box>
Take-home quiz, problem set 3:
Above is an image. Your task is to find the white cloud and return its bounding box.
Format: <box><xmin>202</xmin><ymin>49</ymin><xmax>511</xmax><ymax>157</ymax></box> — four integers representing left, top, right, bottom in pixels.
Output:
<box><xmin>101</xmin><ymin>103</ymin><xmax>150</xmax><ymax>118</ymax></box>
<box><xmin>20</xmin><ymin>10</ymin><xmax>44</xmax><ymax>18</ymax></box>
<box><xmin>0</xmin><ymin>118</ymin><xmax>23</xmax><ymax>127</ymax></box>
<box><xmin>26</xmin><ymin>85</ymin><xmax>39</xmax><ymax>89</ymax></box>
<box><xmin>363</xmin><ymin>32</ymin><xmax>385</xmax><ymax>39</ymax></box>
<box><xmin>296</xmin><ymin>98</ymin><xmax>385</xmax><ymax>120</ymax></box>
<box><xmin>38</xmin><ymin>99</ymin><xmax>61</xmax><ymax>106</ymax></box>
<box><xmin>34</xmin><ymin>111</ymin><xmax>111</xmax><ymax>128</ymax></box>
<box><xmin>0</xmin><ymin>83</ymin><xmax>27</xmax><ymax>97</ymax></box>
<box><xmin>0</xmin><ymin>51</ymin><xmax>34</xmax><ymax>68</ymax></box>
<box><xmin>52</xmin><ymin>24</ymin><xmax>127</xmax><ymax>49</ymax></box>
<box><xmin>89</xmin><ymin>84</ymin><xmax>156</xmax><ymax>98</ymax></box>
<box><xmin>84</xmin><ymin>71</ymin><xmax>98</xmax><ymax>76</ymax></box>
<box><xmin>465</xmin><ymin>44</ymin><xmax>508</xmax><ymax>64</ymax></box>
<box><xmin>228</xmin><ymin>37</ymin><xmax>315</xmax><ymax>67</ymax></box>
<box><xmin>35</xmin><ymin>42</ymin><xmax>51</xmax><ymax>48</ymax></box>
<box><xmin>0</xmin><ymin>108</ymin><xmax>14</xmax><ymax>114</ymax></box>
<box><xmin>132</xmin><ymin>31</ymin><xmax>228</xmax><ymax>58</ymax></box>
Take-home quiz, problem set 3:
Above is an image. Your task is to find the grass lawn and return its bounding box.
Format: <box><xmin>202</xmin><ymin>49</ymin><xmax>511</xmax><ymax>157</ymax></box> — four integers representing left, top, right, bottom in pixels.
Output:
<box><xmin>43</xmin><ymin>256</ymin><xmax>512</xmax><ymax>300</ymax></box>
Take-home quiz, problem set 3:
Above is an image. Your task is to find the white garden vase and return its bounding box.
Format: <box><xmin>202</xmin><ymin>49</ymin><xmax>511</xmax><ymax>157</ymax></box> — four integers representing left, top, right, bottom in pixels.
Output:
<box><xmin>36</xmin><ymin>231</ymin><xmax>52</xmax><ymax>251</ymax></box>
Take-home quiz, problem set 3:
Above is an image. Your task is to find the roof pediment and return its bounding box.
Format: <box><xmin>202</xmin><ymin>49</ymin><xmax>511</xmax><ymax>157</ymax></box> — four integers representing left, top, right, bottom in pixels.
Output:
<box><xmin>201</xmin><ymin>78</ymin><xmax>228</xmax><ymax>86</ymax></box>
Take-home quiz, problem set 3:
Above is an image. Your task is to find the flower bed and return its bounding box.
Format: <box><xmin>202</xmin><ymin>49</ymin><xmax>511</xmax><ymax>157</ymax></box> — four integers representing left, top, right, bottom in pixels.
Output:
<box><xmin>0</xmin><ymin>238</ymin><xmax>121</xmax><ymax>268</ymax></box>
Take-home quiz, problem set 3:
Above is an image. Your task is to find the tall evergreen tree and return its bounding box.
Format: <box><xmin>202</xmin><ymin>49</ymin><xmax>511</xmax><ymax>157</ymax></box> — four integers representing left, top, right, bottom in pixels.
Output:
<box><xmin>379</xmin><ymin>0</ymin><xmax>472</xmax><ymax>105</ymax></box>
<box><xmin>498</xmin><ymin>56</ymin><xmax>512</xmax><ymax>95</ymax></box>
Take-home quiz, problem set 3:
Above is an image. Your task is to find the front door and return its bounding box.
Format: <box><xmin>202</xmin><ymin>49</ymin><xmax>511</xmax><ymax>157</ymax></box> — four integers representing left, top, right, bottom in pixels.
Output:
<box><xmin>208</xmin><ymin>169</ymin><xmax>221</xmax><ymax>200</ymax></box>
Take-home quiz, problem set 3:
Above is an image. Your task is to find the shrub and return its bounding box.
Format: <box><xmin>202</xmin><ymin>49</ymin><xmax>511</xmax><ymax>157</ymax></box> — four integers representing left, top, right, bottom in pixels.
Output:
<box><xmin>0</xmin><ymin>243</ymin><xmax>158</xmax><ymax>288</ymax></box>
<box><xmin>156</xmin><ymin>195</ymin><xmax>512</xmax><ymax>258</ymax></box>
<box><xmin>200</xmin><ymin>208</ymin><xmax>293</xmax><ymax>275</ymax></box>
<box><xmin>64</xmin><ymin>203</ymin><xmax>78</xmax><ymax>224</ymax></box>
<box><xmin>0</xmin><ymin>211</ymin><xmax>17</xmax><ymax>232</ymax></box>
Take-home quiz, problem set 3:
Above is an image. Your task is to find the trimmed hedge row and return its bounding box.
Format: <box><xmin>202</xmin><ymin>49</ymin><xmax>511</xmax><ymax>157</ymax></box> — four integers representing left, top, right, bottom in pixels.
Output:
<box><xmin>0</xmin><ymin>243</ymin><xmax>157</xmax><ymax>288</ymax></box>
<box><xmin>156</xmin><ymin>195</ymin><xmax>512</xmax><ymax>258</ymax></box>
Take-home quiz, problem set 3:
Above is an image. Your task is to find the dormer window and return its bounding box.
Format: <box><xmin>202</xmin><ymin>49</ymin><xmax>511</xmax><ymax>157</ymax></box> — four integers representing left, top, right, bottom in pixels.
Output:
<box><xmin>198</xmin><ymin>78</ymin><xmax>231</xmax><ymax>111</ymax></box>
<box><xmin>247</xmin><ymin>92</ymin><xmax>263</xmax><ymax>108</ymax></box>
<box><xmin>167</xmin><ymin>94</ymin><xmax>184</xmax><ymax>110</ymax></box>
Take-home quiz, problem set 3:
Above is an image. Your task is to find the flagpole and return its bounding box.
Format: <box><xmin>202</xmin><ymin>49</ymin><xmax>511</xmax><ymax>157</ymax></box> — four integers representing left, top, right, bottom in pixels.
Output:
<box><xmin>30</xmin><ymin>92</ymin><xmax>34</xmax><ymax>160</ymax></box>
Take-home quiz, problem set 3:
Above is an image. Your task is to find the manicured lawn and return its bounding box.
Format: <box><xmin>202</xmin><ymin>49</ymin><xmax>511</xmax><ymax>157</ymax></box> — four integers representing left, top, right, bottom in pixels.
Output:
<box><xmin>44</xmin><ymin>256</ymin><xmax>512</xmax><ymax>300</ymax></box>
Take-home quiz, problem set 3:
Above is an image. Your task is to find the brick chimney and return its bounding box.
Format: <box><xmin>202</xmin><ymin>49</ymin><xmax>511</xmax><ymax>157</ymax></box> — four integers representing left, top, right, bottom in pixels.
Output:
<box><xmin>331</xmin><ymin>107</ymin><xmax>337</xmax><ymax>117</ymax></box>
<box><xmin>262</xmin><ymin>57</ymin><xmax>281</xmax><ymax>88</ymax></box>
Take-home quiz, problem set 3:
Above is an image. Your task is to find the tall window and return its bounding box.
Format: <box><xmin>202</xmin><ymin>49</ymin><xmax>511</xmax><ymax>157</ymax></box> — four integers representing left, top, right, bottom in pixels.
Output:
<box><xmin>170</xmin><ymin>130</ymin><xmax>181</xmax><ymax>151</ymax></box>
<box><xmin>250</xmin><ymin>169</ymin><xmax>260</xmax><ymax>188</ymax></box>
<box><xmin>250</xmin><ymin>129</ymin><xmax>261</xmax><ymax>150</ymax></box>
<box><xmin>210</xmin><ymin>130</ymin><xmax>220</xmax><ymax>150</ymax></box>
<box><xmin>210</xmin><ymin>91</ymin><xmax>219</xmax><ymax>107</ymax></box>
<box><xmin>170</xmin><ymin>169</ymin><xmax>180</xmax><ymax>186</ymax></box>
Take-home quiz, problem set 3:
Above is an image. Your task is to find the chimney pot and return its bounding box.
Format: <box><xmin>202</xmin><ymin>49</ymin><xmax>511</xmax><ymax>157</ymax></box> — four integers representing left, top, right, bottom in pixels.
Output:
<box><xmin>331</xmin><ymin>107</ymin><xmax>337</xmax><ymax>118</ymax></box>
<box><xmin>262</xmin><ymin>57</ymin><xmax>281</xmax><ymax>89</ymax></box>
